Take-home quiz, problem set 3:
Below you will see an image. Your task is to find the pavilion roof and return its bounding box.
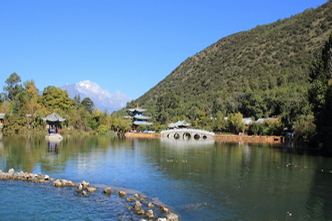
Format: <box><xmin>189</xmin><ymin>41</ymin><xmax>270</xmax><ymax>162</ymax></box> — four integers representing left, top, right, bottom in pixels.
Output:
<box><xmin>256</xmin><ymin>117</ymin><xmax>277</xmax><ymax>124</ymax></box>
<box><xmin>128</xmin><ymin>108</ymin><xmax>147</xmax><ymax>112</ymax></box>
<box><xmin>133</xmin><ymin>115</ymin><xmax>151</xmax><ymax>120</ymax></box>
<box><xmin>168</xmin><ymin>120</ymin><xmax>191</xmax><ymax>128</ymax></box>
<box><xmin>133</xmin><ymin>121</ymin><xmax>153</xmax><ymax>125</ymax></box>
<box><xmin>43</xmin><ymin>112</ymin><xmax>66</xmax><ymax>122</ymax></box>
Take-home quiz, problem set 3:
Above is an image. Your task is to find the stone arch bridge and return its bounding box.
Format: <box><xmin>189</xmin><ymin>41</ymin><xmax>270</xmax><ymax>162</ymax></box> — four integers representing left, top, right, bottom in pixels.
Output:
<box><xmin>160</xmin><ymin>128</ymin><xmax>215</xmax><ymax>140</ymax></box>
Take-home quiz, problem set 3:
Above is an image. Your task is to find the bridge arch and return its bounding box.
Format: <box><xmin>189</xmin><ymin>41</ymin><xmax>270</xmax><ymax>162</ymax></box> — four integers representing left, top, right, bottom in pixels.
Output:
<box><xmin>183</xmin><ymin>132</ymin><xmax>191</xmax><ymax>140</ymax></box>
<box><xmin>160</xmin><ymin>129</ymin><xmax>215</xmax><ymax>140</ymax></box>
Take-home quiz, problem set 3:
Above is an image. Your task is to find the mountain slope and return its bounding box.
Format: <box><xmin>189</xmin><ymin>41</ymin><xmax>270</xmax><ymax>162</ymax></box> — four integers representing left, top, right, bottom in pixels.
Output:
<box><xmin>62</xmin><ymin>80</ymin><xmax>131</xmax><ymax>112</ymax></box>
<box><xmin>123</xmin><ymin>1</ymin><xmax>332</xmax><ymax>124</ymax></box>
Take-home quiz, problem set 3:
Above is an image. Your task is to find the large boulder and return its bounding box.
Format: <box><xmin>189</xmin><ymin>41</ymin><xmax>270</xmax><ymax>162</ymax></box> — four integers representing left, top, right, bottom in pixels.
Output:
<box><xmin>81</xmin><ymin>181</ymin><xmax>89</xmax><ymax>189</ymax></box>
<box><xmin>165</xmin><ymin>213</ymin><xmax>179</xmax><ymax>221</ymax></box>
<box><xmin>145</xmin><ymin>210</ymin><xmax>154</xmax><ymax>219</ymax></box>
<box><xmin>134</xmin><ymin>200</ymin><xmax>142</xmax><ymax>211</ymax></box>
<box><xmin>53</xmin><ymin>179</ymin><xmax>63</xmax><ymax>187</ymax></box>
<box><xmin>103</xmin><ymin>187</ymin><xmax>112</xmax><ymax>194</ymax></box>
<box><xmin>119</xmin><ymin>191</ymin><xmax>127</xmax><ymax>197</ymax></box>
<box><xmin>87</xmin><ymin>187</ymin><xmax>97</xmax><ymax>193</ymax></box>
<box><xmin>159</xmin><ymin>206</ymin><xmax>169</xmax><ymax>213</ymax></box>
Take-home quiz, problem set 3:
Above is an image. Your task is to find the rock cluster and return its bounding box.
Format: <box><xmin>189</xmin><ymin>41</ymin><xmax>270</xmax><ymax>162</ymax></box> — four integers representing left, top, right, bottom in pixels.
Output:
<box><xmin>0</xmin><ymin>168</ymin><xmax>179</xmax><ymax>221</ymax></box>
<box><xmin>0</xmin><ymin>168</ymin><xmax>53</xmax><ymax>183</ymax></box>
<box><xmin>118</xmin><ymin>190</ymin><xmax>179</xmax><ymax>221</ymax></box>
<box><xmin>53</xmin><ymin>179</ymin><xmax>75</xmax><ymax>187</ymax></box>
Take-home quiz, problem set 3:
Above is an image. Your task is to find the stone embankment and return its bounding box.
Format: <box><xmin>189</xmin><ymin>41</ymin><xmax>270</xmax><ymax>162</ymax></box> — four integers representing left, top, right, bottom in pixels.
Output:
<box><xmin>0</xmin><ymin>168</ymin><xmax>179</xmax><ymax>221</ymax></box>
<box><xmin>214</xmin><ymin>134</ymin><xmax>284</xmax><ymax>143</ymax></box>
<box><xmin>125</xmin><ymin>132</ymin><xmax>161</xmax><ymax>139</ymax></box>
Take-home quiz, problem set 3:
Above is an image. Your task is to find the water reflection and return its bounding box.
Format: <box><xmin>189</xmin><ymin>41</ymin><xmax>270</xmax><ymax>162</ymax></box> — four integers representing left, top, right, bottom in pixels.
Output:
<box><xmin>160</xmin><ymin>137</ymin><xmax>215</xmax><ymax>148</ymax></box>
<box><xmin>1</xmin><ymin>136</ymin><xmax>332</xmax><ymax>220</ymax></box>
<box><xmin>0</xmin><ymin>133</ymin><xmax>3</xmax><ymax>150</ymax></box>
<box><xmin>47</xmin><ymin>141</ymin><xmax>60</xmax><ymax>153</ymax></box>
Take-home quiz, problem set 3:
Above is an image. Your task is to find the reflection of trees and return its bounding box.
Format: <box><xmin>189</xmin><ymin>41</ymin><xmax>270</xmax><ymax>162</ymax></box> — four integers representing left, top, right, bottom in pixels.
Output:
<box><xmin>153</xmin><ymin>140</ymin><xmax>328</xmax><ymax>219</ymax></box>
<box><xmin>1</xmin><ymin>136</ymin><xmax>120</xmax><ymax>174</ymax></box>
<box><xmin>305</xmin><ymin>160</ymin><xmax>332</xmax><ymax>220</ymax></box>
<box><xmin>2</xmin><ymin>135</ymin><xmax>45</xmax><ymax>172</ymax></box>
<box><xmin>2</xmin><ymin>136</ymin><xmax>332</xmax><ymax>219</ymax></box>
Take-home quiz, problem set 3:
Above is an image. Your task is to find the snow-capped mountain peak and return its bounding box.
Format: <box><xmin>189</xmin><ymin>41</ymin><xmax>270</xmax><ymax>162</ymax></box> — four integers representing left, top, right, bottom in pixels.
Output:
<box><xmin>61</xmin><ymin>80</ymin><xmax>131</xmax><ymax>113</ymax></box>
<box><xmin>77</xmin><ymin>80</ymin><xmax>101</xmax><ymax>93</ymax></box>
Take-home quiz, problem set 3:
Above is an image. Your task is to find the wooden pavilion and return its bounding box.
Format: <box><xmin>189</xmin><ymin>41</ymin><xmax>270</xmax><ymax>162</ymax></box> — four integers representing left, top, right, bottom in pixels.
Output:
<box><xmin>43</xmin><ymin>112</ymin><xmax>66</xmax><ymax>140</ymax></box>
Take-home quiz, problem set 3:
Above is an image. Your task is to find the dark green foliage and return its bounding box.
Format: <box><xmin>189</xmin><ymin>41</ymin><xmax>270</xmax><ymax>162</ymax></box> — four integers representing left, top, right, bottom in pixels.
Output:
<box><xmin>293</xmin><ymin>114</ymin><xmax>316</xmax><ymax>145</ymax></box>
<box><xmin>227</xmin><ymin>113</ymin><xmax>245</xmax><ymax>134</ymax></box>
<box><xmin>3</xmin><ymin>72</ymin><xmax>23</xmax><ymax>101</ymax></box>
<box><xmin>81</xmin><ymin>97</ymin><xmax>95</xmax><ymax>114</ymax></box>
<box><xmin>2</xmin><ymin>114</ymin><xmax>27</xmax><ymax>134</ymax></box>
<box><xmin>308</xmin><ymin>33</ymin><xmax>332</xmax><ymax>152</ymax></box>
<box><xmin>38</xmin><ymin>86</ymin><xmax>72</xmax><ymax>112</ymax></box>
<box><xmin>117</xmin><ymin>1</ymin><xmax>332</xmax><ymax>133</ymax></box>
<box><xmin>248</xmin><ymin>123</ymin><xmax>263</xmax><ymax>135</ymax></box>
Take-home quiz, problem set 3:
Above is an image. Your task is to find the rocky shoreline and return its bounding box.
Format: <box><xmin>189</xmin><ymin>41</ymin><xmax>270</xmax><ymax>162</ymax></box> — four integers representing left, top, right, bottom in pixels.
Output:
<box><xmin>0</xmin><ymin>168</ymin><xmax>179</xmax><ymax>221</ymax></box>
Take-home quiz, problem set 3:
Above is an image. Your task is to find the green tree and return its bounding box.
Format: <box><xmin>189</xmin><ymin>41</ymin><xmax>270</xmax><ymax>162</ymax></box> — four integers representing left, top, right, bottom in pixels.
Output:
<box><xmin>97</xmin><ymin>124</ymin><xmax>109</xmax><ymax>135</ymax></box>
<box><xmin>2</xmin><ymin>114</ymin><xmax>27</xmax><ymax>134</ymax></box>
<box><xmin>38</xmin><ymin>86</ymin><xmax>72</xmax><ymax>113</ymax></box>
<box><xmin>99</xmin><ymin>110</ymin><xmax>111</xmax><ymax>129</ymax></box>
<box><xmin>24</xmin><ymin>80</ymin><xmax>41</xmax><ymax>116</ymax></box>
<box><xmin>248</xmin><ymin>122</ymin><xmax>263</xmax><ymax>135</ymax></box>
<box><xmin>293</xmin><ymin>114</ymin><xmax>316</xmax><ymax>144</ymax></box>
<box><xmin>212</xmin><ymin>110</ymin><xmax>227</xmax><ymax>132</ymax></box>
<box><xmin>110</xmin><ymin>114</ymin><xmax>131</xmax><ymax>134</ymax></box>
<box><xmin>81</xmin><ymin>97</ymin><xmax>95</xmax><ymax>114</ymax></box>
<box><xmin>0</xmin><ymin>92</ymin><xmax>5</xmax><ymax>105</ymax></box>
<box><xmin>308</xmin><ymin>33</ymin><xmax>332</xmax><ymax>151</ymax></box>
<box><xmin>264</xmin><ymin>118</ymin><xmax>283</xmax><ymax>135</ymax></box>
<box><xmin>14</xmin><ymin>90</ymin><xmax>29</xmax><ymax>116</ymax></box>
<box><xmin>3</xmin><ymin>73</ymin><xmax>23</xmax><ymax>101</ymax></box>
<box><xmin>31</xmin><ymin>109</ymin><xmax>47</xmax><ymax>130</ymax></box>
<box><xmin>227</xmin><ymin>112</ymin><xmax>245</xmax><ymax>134</ymax></box>
<box><xmin>240</xmin><ymin>92</ymin><xmax>266</xmax><ymax>119</ymax></box>
<box><xmin>71</xmin><ymin>95</ymin><xmax>82</xmax><ymax>109</ymax></box>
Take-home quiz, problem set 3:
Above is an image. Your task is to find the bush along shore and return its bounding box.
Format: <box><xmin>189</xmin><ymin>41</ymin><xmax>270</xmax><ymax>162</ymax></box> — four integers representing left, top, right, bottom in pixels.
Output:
<box><xmin>0</xmin><ymin>168</ymin><xmax>179</xmax><ymax>221</ymax></box>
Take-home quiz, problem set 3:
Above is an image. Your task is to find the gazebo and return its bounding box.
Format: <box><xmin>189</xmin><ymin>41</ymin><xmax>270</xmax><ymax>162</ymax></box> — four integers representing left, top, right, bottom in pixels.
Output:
<box><xmin>168</xmin><ymin>120</ymin><xmax>191</xmax><ymax>129</ymax></box>
<box><xmin>43</xmin><ymin>112</ymin><xmax>66</xmax><ymax>140</ymax></box>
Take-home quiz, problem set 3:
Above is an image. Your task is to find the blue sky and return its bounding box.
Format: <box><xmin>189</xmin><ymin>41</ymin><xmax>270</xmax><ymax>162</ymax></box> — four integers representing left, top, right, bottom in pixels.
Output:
<box><xmin>0</xmin><ymin>0</ymin><xmax>327</xmax><ymax>99</ymax></box>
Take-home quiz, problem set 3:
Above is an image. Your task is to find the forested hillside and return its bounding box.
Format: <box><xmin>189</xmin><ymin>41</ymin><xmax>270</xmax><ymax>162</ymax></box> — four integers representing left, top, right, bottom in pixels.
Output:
<box><xmin>123</xmin><ymin>1</ymin><xmax>332</xmax><ymax>130</ymax></box>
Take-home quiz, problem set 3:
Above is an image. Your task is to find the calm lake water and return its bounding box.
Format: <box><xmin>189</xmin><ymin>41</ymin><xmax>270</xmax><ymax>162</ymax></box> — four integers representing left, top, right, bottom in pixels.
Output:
<box><xmin>1</xmin><ymin>135</ymin><xmax>332</xmax><ymax>220</ymax></box>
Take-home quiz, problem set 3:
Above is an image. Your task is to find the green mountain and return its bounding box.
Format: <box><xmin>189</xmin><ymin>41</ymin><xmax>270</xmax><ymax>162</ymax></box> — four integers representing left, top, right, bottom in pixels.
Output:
<box><xmin>124</xmin><ymin>1</ymin><xmax>332</xmax><ymax>127</ymax></box>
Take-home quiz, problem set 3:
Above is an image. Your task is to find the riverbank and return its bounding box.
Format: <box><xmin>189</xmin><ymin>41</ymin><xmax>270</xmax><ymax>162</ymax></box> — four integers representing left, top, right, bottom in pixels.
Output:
<box><xmin>214</xmin><ymin>134</ymin><xmax>284</xmax><ymax>143</ymax></box>
<box><xmin>125</xmin><ymin>132</ymin><xmax>161</xmax><ymax>139</ymax></box>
